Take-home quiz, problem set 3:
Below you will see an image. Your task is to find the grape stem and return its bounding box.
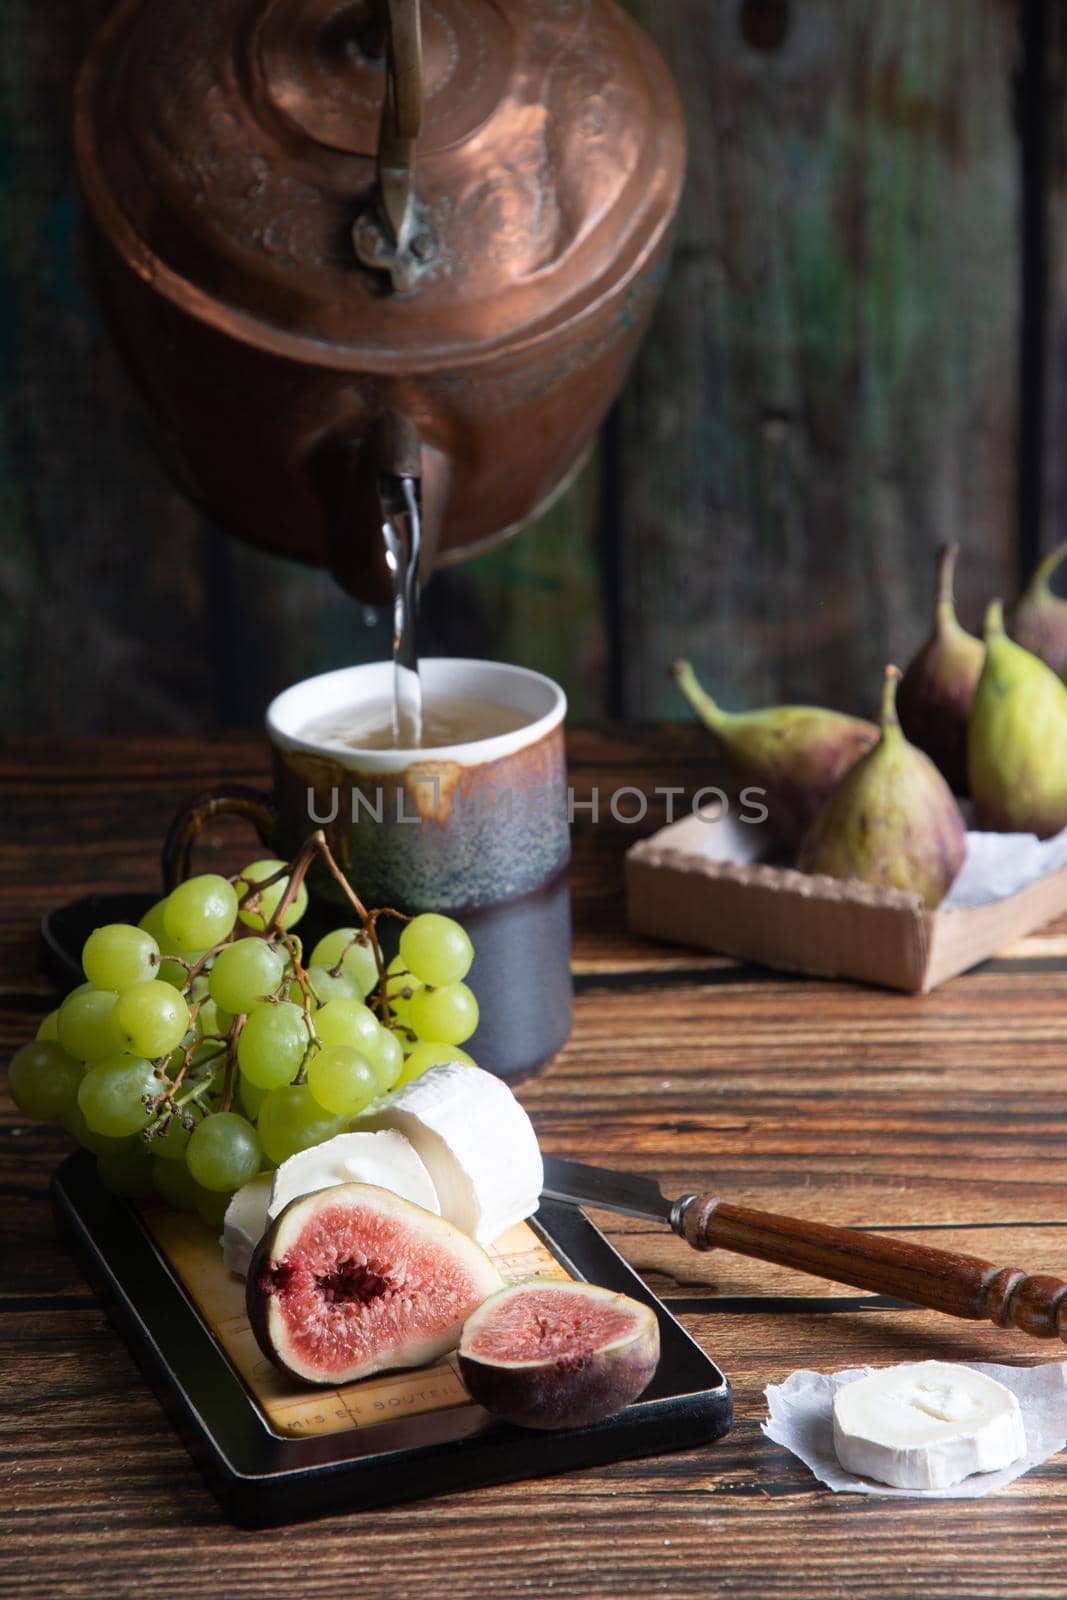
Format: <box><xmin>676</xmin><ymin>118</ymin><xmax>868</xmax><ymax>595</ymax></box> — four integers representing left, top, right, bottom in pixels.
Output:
<box><xmin>217</xmin><ymin>1015</ymin><xmax>243</xmax><ymax>1114</ymax></box>
<box><xmin>282</xmin><ymin>939</ymin><xmax>320</xmax><ymax>1078</ymax></box>
<box><xmin>143</xmin><ymin>1043</ymin><xmax>228</xmax><ymax>1137</ymax></box>
<box><xmin>255</xmin><ymin>830</ymin><xmax>407</xmax><ymax>1021</ymax></box>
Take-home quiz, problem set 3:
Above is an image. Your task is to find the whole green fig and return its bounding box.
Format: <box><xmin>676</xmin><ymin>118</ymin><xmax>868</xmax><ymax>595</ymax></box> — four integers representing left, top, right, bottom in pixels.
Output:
<box><xmin>969</xmin><ymin>600</ymin><xmax>1067</xmax><ymax>838</ymax></box>
<box><xmin>670</xmin><ymin>660</ymin><xmax>877</xmax><ymax>848</ymax></box>
<box><xmin>797</xmin><ymin>665</ymin><xmax>967</xmax><ymax>909</ymax></box>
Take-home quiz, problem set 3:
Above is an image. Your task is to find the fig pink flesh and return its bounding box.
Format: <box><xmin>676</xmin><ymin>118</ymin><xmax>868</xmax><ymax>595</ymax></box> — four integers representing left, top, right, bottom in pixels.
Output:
<box><xmin>466</xmin><ymin>1285</ymin><xmax>641</xmax><ymax>1364</ymax></box>
<box><xmin>459</xmin><ymin>1281</ymin><xmax>660</xmax><ymax>1429</ymax></box>
<box><xmin>260</xmin><ymin>1198</ymin><xmax>490</xmax><ymax>1379</ymax></box>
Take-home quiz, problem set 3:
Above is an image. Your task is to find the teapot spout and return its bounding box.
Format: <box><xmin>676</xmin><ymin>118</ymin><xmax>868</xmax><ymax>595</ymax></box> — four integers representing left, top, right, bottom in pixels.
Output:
<box><xmin>313</xmin><ymin>413</ymin><xmax>450</xmax><ymax>605</ymax></box>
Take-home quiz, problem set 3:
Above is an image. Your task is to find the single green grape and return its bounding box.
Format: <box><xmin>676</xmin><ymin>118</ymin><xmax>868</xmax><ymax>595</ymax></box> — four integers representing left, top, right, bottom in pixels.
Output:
<box><xmin>257</xmin><ymin>1084</ymin><xmax>346</xmax><ymax>1167</ymax></box>
<box><xmin>395</xmin><ymin>1040</ymin><xmax>477</xmax><ymax>1088</ymax></box>
<box><xmin>139</xmin><ymin>899</ymin><xmax>201</xmax><ymax>988</ymax></box>
<box><xmin>82</xmin><ymin>923</ymin><xmax>160</xmax><ymax>992</ymax></box>
<box><xmin>237</xmin><ymin>1072</ymin><xmax>267</xmax><ymax>1121</ymax></box>
<box><xmin>164</xmin><ymin>874</ymin><xmax>239</xmax><ymax>953</ymax></box>
<box><xmin>97</xmin><ymin>1138</ymin><xmax>155</xmax><ymax>1199</ymax></box>
<box><xmin>236</xmin><ymin>859</ymin><xmax>308</xmax><ymax>932</ymax></box>
<box><xmin>153</xmin><ymin>1155</ymin><xmax>201</xmax><ymax>1212</ymax></box>
<box><xmin>307</xmin><ymin>1046</ymin><xmax>379</xmax><ymax>1117</ymax></box>
<box><xmin>8</xmin><ymin>1040</ymin><xmax>83</xmax><ymax>1121</ymax></box>
<box><xmin>384</xmin><ymin>954</ymin><xmax>422</xmax><ymax>1028</ymax></box>
<box><xmin>186</xmin><ymin>1111</ymin><xmax>261</xmax><ymax>1192</ymax></box>
<box><xmin>307</xmin><ymin>963</ymin><xmax>360</xmax><ymax>1006</ymax></box>
<box><xmin>313</xmin><ymin>997</ymin><xmax>379</xmax><ymax>1053</ymax></box>
<box><xmin>195</xmin><ymin>1184</ymin><xmax>233</xmax><ymax>1229</ymax></box>
<box><xmin>236</xmin><ymin>1000</ymin><xmax>310</xmax><ymax>1089</ymax></box>
<box><xmin>61</xmin><ymin>1101</ymin><xmax>126</xmax><ymax>1157</ymax></box>
<box><xmin>208</xmin><ymin>938</ymin><xmax>285</xmax><ymax>1015</ymax></box>
<box><xmin>399</xmin><ymin>913</ymin><xmax>474</xmax><ymax>988</ymax></box>
<box><xmin>151</xmin><ymin>1113</ymin><xmax>192</xmax><ymax>1163</ymax></box>
<box><xmin>57</xmin><ymin>986</ymin><xmax>121</xmax><ymax>1064</ymax></box>
<box><xmin>113</xmin><ymin>980</ymin><xmax>190</xmax><ymax>1058</ymax></box>
<box><xmin>195</xmin><ymin>997</ymin><xmax>234</xmax><ymax>1040</ymax></box>
<box><xmin>366</xmin><ymin>1024</ymin><xmax>404</xmax><ymax>1093</ymax></box>
<box><xmin>35</xmin><ymin>1009</ymin><xmax>60</xmax><ymax>1042</ymax></box>
<box><xmin>309</xmin><ymin>928</ymin><xmax>379</xmax><ymax>998</ymax></box>
<box><xmin>78</xmin><ymin>1054</ymin><xmax>158</xmax><ymax>1138</ymax></box>
<box><xmin>408</xmin><ymin>982</ymin><xmax>479</xmax><ymax>1046</ymax></box>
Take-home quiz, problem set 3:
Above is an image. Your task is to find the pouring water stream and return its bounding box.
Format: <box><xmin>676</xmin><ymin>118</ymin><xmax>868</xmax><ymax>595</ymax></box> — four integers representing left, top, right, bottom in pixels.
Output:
<box><xmin>380</xmin><ymin>470</ymin><xmax>424</xmax><ymax>748</ymax></box>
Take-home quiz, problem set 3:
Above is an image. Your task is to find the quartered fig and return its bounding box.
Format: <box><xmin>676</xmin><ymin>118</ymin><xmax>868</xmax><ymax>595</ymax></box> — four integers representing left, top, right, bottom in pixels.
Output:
<box><xmin>670</xmin><ymin>659</ymin><xmax>877</xmax><ymax>848</ymax></box>
<box><xmin>458</xmin><ymin>1280</ymin><xmax>660</xmax><ymax>1430</ymax></box>
<box><xmin>247</xmin><ymin>1182</ymin><xmax>504</xmax><ymax>1386</ymax></box>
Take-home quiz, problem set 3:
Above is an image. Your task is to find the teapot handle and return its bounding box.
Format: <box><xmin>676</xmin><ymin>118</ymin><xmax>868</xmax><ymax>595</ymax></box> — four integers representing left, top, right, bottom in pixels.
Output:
<box><xmin>353</xmin><ymin>0</ymin><xmax>437</xmax><ymax>292</ymax></box>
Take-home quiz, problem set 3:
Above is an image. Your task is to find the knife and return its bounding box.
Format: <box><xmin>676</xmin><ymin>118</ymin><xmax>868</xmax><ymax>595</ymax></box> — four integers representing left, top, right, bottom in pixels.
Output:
<box><xmin>541</xmin><ymin>1157</ymin><xmax>1067</xmax><ymax>1345</ymax></box>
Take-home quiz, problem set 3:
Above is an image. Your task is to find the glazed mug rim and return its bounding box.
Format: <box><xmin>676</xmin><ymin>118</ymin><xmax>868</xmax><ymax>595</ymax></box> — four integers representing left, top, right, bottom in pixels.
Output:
<box><xmin>266</xmin><ymin>658</ymin><xmax>567</xmax><ymax>774</ymax></box>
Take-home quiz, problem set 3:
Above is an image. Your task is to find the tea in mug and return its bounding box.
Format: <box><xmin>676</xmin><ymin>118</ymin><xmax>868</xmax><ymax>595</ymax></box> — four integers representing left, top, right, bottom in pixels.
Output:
<box><xmin>304</xmin><ymin>695</ymin><xmax>533</xmax><ymax>752</ymax></box>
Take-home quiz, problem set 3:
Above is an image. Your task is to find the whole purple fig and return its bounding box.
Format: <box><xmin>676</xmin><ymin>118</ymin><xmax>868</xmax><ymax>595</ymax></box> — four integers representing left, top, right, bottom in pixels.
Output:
<box><xmin>1008</xmin><ymin>540</ymin><xmax>1067</xmax><ymax>679</ymax></box>
<box><xmin>897</xmin><ymin>544</ymin><xmax>984</xmax><ymax>794</ymax></box>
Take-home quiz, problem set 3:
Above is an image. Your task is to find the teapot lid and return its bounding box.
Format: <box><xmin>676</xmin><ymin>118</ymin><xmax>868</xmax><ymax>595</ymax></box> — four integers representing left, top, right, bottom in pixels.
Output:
<box><xmin>77</xmin><ymin>0</ymin><xmax>685</xmax><ymax>369</ymax></box>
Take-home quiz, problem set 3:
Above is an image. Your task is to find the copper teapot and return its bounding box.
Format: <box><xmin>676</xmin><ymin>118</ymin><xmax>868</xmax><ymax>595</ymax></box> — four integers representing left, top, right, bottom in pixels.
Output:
<box><xmin>75</xmin><ymin>0</ymin><xmax>685</xmax><ymax>602</ymax></box>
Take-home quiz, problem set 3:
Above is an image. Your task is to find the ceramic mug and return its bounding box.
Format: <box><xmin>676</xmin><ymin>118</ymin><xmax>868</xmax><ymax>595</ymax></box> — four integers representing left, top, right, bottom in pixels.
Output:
<box><xmin>164</xmin><ymin>659</ymin><xmax>572</xmax><ymax>1081</ymax></box>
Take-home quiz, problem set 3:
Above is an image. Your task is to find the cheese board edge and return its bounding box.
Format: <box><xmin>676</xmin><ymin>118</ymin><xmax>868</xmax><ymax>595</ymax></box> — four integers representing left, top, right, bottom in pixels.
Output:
<box><xmin>51</xmin><ymin>1151</ymin><xmax>733</xmax><ymax>1527</ymax></box>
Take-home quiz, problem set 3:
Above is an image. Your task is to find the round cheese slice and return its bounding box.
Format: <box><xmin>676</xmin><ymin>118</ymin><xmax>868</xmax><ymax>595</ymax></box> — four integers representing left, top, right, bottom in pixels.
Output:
<box><xmin>361</xmin><ymin>1062</ymin><xmax>543</xmax><ymax>1243</ymax></box>
<box><xmin>832</xmin><ymin>1361</ymin><xmax>1027</xmax><ymax>1489</ymax></box>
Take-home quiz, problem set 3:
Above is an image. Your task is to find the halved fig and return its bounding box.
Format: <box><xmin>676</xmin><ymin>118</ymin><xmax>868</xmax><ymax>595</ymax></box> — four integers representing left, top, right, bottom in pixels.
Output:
<box><xmin>247</xmin><ymin>1182</ymin><xmax>503</xmax><ymax>1385</ymax></box>
<box><xmin>458</xmin><ymin>1280</ymin><xmax>660</xmax><ymax>1430</ymax></box>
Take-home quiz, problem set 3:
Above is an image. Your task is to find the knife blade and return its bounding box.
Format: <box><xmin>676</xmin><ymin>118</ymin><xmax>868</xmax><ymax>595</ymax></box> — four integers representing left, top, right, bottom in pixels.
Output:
<box><xmin>540</xmin><ymin>1156</ymin><xmax>685</xmax><ymax>1226</ymax></box>
<box><xmin>539</xmin><ymin>1156</ymin><xmax>1067</xmax><ymax>1346</ymax></box>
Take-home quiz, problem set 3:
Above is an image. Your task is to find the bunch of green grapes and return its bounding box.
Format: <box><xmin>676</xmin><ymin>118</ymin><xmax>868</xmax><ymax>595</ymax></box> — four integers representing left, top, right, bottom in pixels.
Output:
<box><xmin>7</xmin><ymin>851</ymin><xmax>479</xmax><ymax>1222</ymax></box>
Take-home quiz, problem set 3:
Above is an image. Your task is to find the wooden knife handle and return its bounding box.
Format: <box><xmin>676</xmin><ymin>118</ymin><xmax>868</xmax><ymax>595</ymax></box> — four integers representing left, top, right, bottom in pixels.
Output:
<box><xmin>676</xmin><ymin>1193</ymin><xmax>1067</xmax><ymax>1341</ymax></box>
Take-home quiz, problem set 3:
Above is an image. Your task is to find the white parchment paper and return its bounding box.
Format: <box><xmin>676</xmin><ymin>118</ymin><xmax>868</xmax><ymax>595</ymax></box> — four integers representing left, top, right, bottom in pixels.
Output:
<box><xmin>943</xmin><ymin>826</ymin><xmax>1067</xmax><ymax>908</ymax></box>
<box><xmin>762</xmin><ymin>1361</ymin><xmax>1067</xmax><ymax>1497</ymax></box>
<box><xmin>685</xmin><ymin>811</ymin><xmax>1067</xmax><ymax>909</ymax></box>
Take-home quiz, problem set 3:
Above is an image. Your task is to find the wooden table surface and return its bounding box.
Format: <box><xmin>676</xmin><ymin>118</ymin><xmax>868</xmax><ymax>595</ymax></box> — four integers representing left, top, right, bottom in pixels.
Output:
<box><xmin>3</xmin><ymin>729</ymin><xmax>1067</xmax><ymax>1599</ymax></box>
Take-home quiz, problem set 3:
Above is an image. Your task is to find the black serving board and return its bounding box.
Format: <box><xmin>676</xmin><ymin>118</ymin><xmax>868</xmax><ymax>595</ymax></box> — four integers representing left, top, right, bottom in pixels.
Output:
<box><xmin>51</xmin><ymin>1152</ymin><xmax>733</xmax><ymax>1526</ymax></box>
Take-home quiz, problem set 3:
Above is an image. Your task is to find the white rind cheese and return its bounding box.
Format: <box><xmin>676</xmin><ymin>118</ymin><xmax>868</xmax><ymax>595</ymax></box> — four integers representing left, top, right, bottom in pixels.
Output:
<box><xmin>361</xmin><ymin>1062</ymin><xmax>543</xmax><ymax>1243</ymax></box>
<box><xmin>832</xmin><ymin>1361</ymin><xmax>1027</xmax><ymax>1489</ymax></box>
<box><xmin>221</xmin><ymin>1173</ymin><xmax>273</xmax><ymax>1277</ymax></box>
<box><xmin>268</xmin><ymin>1129</ymin><xmax>439</xmax><ymax>1221</ymax></box>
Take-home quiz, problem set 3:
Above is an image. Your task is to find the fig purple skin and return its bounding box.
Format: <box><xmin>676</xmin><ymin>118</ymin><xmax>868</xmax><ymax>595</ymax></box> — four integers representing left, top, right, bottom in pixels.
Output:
<box><xmin>458</xmin><ymin>1280</ymin><xmax>660</xmax><ymax>1431</ymax></box>
<box><xmin>247</xmin><ymin>1182</ymin><xmax>503</xmax><ymax>1386</ymax></box>
<box><xmin>897</xmin><ymin>543</ymin><xmax>984</xmax><ymax>795</ymax></box>
<box><xmin>1008</xmin><ymin>539</ymin><xmax>1067</xmax><ymax>680</ymax></box>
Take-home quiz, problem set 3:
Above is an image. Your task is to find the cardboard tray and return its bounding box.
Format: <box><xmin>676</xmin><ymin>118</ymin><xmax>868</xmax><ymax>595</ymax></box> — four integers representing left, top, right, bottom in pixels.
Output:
<box><xmin>626</xmin><ymin>811</ymin><xmax>1067</xmax><ymax>994</ymax></box>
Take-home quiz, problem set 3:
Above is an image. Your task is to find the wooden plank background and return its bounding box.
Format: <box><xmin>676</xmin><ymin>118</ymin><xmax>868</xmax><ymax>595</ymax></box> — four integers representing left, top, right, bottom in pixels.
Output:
<box><xmin>0</xmin><ymin>0</ymin><xmax>1054</xmax><ymax>732</ymax></box>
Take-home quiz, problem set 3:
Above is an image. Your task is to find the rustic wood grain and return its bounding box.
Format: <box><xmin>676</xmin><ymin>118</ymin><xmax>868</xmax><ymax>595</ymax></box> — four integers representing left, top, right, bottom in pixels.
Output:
<box><xmin>619</xmin><ymin>0</ymin><xmax>1021</xmax><ymax>719</ymax></box>
<box><xmin>3</xmin><ymin>730</ymin><xmax>1067</xmax><ymax>1597</ymax></box>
